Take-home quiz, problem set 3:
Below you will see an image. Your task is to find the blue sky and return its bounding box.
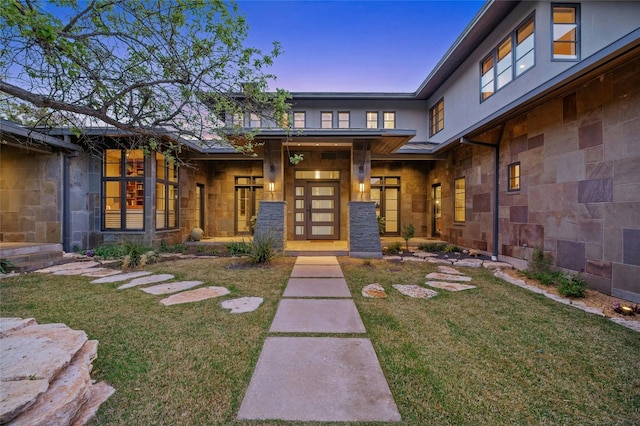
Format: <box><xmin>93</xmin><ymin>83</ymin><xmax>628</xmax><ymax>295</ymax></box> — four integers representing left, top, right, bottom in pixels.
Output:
<box><xmin>238</xmin><ymin>0</ymin><xmax>485</xmax><ymax>92</ymax></box>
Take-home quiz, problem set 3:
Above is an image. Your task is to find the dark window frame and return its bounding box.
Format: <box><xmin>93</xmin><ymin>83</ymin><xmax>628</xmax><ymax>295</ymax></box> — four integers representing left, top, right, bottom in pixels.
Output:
<box><xmin>429</xmin><ymin>98</ymin><xmax>444</xmax><ymax>136</ymax></box>
<box><xmin>383</xmin><ymin>111</ymin><xmax>396</xmax><ymax>129</ymax></box>
<box><xmin>454</xmin><ymin>176</ymin><xmax>466</xmax><ymax>224</ymax></box>
<box><xmin>321</xmin><ymin>111</ymin><xmax>333</xmax><ymax>128</ymax></box>
<box><xmin>507</xmin><ymin>162</ymin><xmax>521</xmax><ymax>192</ymax></box>
<box><xmin>338</xmin><ymin>111</ymin><xmax>350</xmax><ymax>129</ymax></box>
<box><xmin>102</xmin><ymin>149</ymin><xmax>146</xmax><ymax>231</ymax></box>
<box><xmin>551</xmin><ymin>3</ymin><xmax>580</xmax><ymax>62</ymax></box>
<box><xmin>156</xmin><ymin>153</ymin><xmax>179</xmax><ymax>230</ymax></box>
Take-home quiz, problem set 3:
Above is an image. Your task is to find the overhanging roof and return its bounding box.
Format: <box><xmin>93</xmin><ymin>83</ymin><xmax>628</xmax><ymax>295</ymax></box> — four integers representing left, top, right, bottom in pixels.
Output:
<box><xmin>0</xmin><ymin>119</ymin><xmax>81</xmax><ymax>151</ymax></box>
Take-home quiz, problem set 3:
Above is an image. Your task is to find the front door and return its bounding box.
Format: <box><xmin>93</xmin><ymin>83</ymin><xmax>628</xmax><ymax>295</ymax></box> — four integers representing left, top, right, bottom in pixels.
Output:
<box><xmin>294</xmin><ymin>181</ymin><xmax>340</xmax><ymax>240</ymax></box>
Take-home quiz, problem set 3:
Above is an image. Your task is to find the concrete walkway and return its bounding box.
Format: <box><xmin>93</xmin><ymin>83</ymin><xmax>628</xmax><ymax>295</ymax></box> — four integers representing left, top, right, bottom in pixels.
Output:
<box><xmin>238</xmin><ymin>256</ymin><xmax>401</xmax><ymax>422</ymax></box>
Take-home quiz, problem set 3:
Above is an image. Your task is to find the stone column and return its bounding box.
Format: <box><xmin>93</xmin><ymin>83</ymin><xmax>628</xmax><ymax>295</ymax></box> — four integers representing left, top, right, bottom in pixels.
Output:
<box><xmin>348</xmin><ymin>201</ymin><xmax>382</xmax><ymax>258</ymax></box>
<box><xmin>254</xmin><ymin>201</ymin><xmax>287</xmax><ymax>252</ymax></box>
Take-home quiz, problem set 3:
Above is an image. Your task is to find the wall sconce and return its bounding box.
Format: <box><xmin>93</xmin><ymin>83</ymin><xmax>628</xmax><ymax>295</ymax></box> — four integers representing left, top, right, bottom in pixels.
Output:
<box><xmin>359</xmin><ymin>182</ymin><xmax>365</xmax><ymax>194</ymax></box>
<box><xmin>269</xmin><ymin>182</ymin><xmax>275</xmax><ymax>193</ymax></box>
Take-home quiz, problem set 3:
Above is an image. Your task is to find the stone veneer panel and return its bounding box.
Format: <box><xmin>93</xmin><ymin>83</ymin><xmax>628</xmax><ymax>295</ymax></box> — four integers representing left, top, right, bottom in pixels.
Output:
<box><xmin>578</xmin><ymin>178</ymin><xmax>613</xmax><ymax>203</ymax></box>
<box><xmin>612</xmin><ymin>263</ymin><xmax>640</xmax><ymax>303</ymax></box>
<box><xmin>510</xmin><ymin>206</ymin><xmax>528</xmax><ymax>223</ymax></box>
<box><xmin>254</xmin><ymin>201</ymin><xmax>287</xmax><ymax>252</ymax></box>
<box><xmin>578</xmin><ymin>121</ymin><xmax>603</xmax><ymax>149</ymax></box>
<box><xmin>556</xmin><ymin>240</ymin><xmax>585</xmax><ymax>272</ymax></box>
<box><xmin>623</xmin><ymin>228</ymin><xmax>640</xmax><ymax>266</ymax></box>
<box><xmin>348</xmin><ymin>201</ymin><xmax>381</xmax><ymax>258</ymax></box>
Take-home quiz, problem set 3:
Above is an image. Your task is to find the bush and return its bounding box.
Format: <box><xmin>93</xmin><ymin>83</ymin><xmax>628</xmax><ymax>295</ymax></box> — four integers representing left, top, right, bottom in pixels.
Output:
<box><xmin>158</xmin><ymin>240</ymin><xmax>186</xmax><ymax>253</ymax></box>
<box><xmin>529</xmin><ymin>247</ymin><xmax>554</xmax><ymax>274</ymax></box>
<box><xmin>92</xmin><ymin>241</ymin><xmax>154</xmax><ymax>269</ymax></box>
<box><xmin>557</xmin><ymin>273</ymin><xmax>587</xmax><ymax>298</ymax></box>
<box><xmin>418</xmin><ymin>242</ymin><xmax>446</xmax><ymax>252</ymax></box>
<box><xmin>401</xmin><ymin>224</ymin><xmax>415</xmax><ymax>251</ymax></box>
<box><xmin>248</xmin><ymin>233</ymin><xmax>278</xmax><ymax>264</ymax></box>
<box><xmin>226</xmin><ymin>240</ymin><xmax>252</xmax><ymax>256</ymax></box>
<box><xmin>377</xmin><ymin>216</ymin><xmax>386</xmax><ymax>236</ymax></box>
<box><xmin>443</xmin><ymin>244</ymin><xmax>460</xmax><ymax>253</ymax></box>
<box><xmin>385</xmin><ymin>241</ymin><xmax>403</xmax><ymax>254</ymax></box>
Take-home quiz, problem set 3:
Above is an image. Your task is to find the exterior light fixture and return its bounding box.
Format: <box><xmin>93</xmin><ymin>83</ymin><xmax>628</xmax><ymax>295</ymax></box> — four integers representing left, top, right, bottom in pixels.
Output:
<box><xmin>269</xmin><ymin>182</ymin><xmax>275</xmax><ymax>193</ymax></box>
<box><xmin>359</xmin><ymin>182</ymin><xmax>365</xmax><ymax>193</ymax></box>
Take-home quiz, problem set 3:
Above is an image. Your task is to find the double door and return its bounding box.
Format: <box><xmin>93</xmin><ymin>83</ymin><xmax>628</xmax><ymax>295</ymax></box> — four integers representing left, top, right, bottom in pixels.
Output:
<box><xmin>293</xmin><ymin>181</ymin><xmax>340</xmax><ymax>240</ymax></box>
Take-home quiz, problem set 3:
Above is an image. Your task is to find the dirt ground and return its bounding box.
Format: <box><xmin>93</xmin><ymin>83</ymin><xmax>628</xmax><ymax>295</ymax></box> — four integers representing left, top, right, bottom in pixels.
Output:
<box><xmin>503</xmin><ymin>269</ymin><xmax>639</xmax><ymax>322</ymax></box>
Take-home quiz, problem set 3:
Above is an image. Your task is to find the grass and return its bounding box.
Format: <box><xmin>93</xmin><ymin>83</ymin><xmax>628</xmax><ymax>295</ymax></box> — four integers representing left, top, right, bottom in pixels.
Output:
<box><xmin>1</xmin><ymin>256</ymin><xmax>639</xmax><ymax>425</ymax></box>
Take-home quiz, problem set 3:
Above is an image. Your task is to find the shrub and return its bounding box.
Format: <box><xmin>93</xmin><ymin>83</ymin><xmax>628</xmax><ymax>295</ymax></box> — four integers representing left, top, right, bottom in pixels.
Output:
<box><xmin>377</xmin><ymin>216</ymin><xmax>386</xmax><ymax>236</ymax></box>
<box><xmin>401</xmin><ymin>224</ymin><xmax>415</xmax><ymax>251</ymax></box>
<box><xmin>248</xmin><ymin>233</ymin><xmax>278</xmax><ymax>264</ymax></box>
<box><xmin>443</xmin><ymin>244</ymin><xmax>460</xmax><ymax>253</ymax></box>
<box><xmin>418</xmin><ymin>242</ymin><xmax>446</xmax><ymax>252</ymax></box>
<box><xmin>557</xmin><ymin>273</ymin><xmax>587</xmax><ymax>298</ymax></box>
<box><xmin>159</xmin><ymin>241</ymin><xmax>186</xmax><ymax>253</ymax></box>
<box><xmin>386</xmin><ymin>241</ymin><xmax>402</xmax><ymax>254</ymax></box>
<box><xmin>226</xmin><ymin>240</ymin><xmax>252</xmax><ymax>256</ymax></box>
<box><xmin>92</xmin><ymin>241</ymin><xmax>154</xmax><ymax>269</ymax></box>
<box><xmin>0</xmin><ymin>259</ymin><xmax>14</xmax><ymax>274</ymax></box>
<box><xmin>529</xmin><ymin>247</ymin><xmax>553</xmax><ymax>274</ymax></box>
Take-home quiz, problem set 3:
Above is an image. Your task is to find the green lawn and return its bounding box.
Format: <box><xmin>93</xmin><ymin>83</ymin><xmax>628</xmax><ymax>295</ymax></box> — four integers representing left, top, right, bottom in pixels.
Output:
<box><xmin>1</xmin><ymin>256</ymin><xmax>639</xmax><ymax>425</ymax></box>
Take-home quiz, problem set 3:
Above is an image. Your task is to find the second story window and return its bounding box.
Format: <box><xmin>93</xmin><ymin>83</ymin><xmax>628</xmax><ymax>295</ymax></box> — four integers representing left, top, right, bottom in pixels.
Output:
<box><xmin>338</xmin><ymin>111</ymin><xmax>350</xmax><ymax>129</ymax></box>
<box><xmin>249</xmin><ymin>113</ymin><xmax>261</xmax><ymax>128</ymax></box>
<box><xmin>321</xmin><ymin>112</ymin><xmax>333</xmax><ymax>128</ymax></box>
<box><xmin>429</xmin><ymin>99</ymin><xmax>444</xmax><ymax>136</ymax></box>
<box><xmin>552</xmin><ymin>4</ymin><xmax>579</xmax><ymax>60</ymax></box>
<box><xmin>383</xmin><ymin>112</ymin><xmax>395</xmax><ymax>129</ymax></box>
<box><xmin>481</xmin><ymin>15</ymin><xmax>535</xmax><ymax>101</ymax></box>
<box><xmin>366</xmin><ymin>111</ymin><xmax>378</xmax><ymax>129</ymax></box>
<box><xmin>293</xmin><ymin>111</ymin><xmax>306</xmax><ymax>128</ymax></box>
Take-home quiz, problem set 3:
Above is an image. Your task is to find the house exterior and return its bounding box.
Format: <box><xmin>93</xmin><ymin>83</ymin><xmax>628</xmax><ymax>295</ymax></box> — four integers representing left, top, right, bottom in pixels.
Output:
<box><xmin>1</xmin><ymin>1</ymin><xmax>639</xmax><ymax>302</ymax></box>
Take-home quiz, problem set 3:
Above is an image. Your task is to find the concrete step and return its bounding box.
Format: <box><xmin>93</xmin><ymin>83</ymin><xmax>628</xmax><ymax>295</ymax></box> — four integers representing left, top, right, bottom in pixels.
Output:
<box><xmin>0</xmin><ymin>243</ymin><xmax>65</xmax><ymax>273</ymax></box>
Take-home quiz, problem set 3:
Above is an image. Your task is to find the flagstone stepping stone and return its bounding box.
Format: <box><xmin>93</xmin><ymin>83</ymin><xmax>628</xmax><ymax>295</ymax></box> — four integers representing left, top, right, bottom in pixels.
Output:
<box><xmin>118</xmin><ymin>274</ymin><xmax>174</xmax><ymax>289</ymax></box>
<box><xmin>81</xmin><ymin>268</ymin><xmax>123</xmax><ymax>278</ymax></box>
<box><xmin>0</xmin><ymin>317</ymin><xmax>36</xmax><ymax>336</ymax></box>
<box><xmin>383</xmin><ymin>255</ymin><xmax>402</xmax><ymax>261</ymax></box>
<box><xmin>402</xmin><ymin>256</ymin><xmax>424</xmax><ymax>262</ymax></box>
<box><xmin>413</xmin><ymin>251</ymin><xmax>437</xmax><ymax>258</ymax></box>
<box><xmin>35</xmin><ymin>261</ymin><xmax>100</xmax><ymax>273</ymax></box>
<box><xmin>53</xmin><ymin>267</ymin><xmax>103</xmax><ymax>276</ymax></box>
<box><xmin>91</xmin><ymin>271</ymin><xmax>152</xmax><ymax>284</ymax></box>
<box><xmin>425</xmin><ymin>281</ymin><xmax>477</xmax><ymax>291</ymax></box>
<box><xmin>437</xmin><ymin>265</ymin><xmax>462</xmax><ymax>275</ymax></box>
<box><xmin>140</xmin><ymin>281</ymin><xmax>203</xmax><ymax>295</ymax></box>
<box><xmin>160</xmin><ymin>286</ymin><xmax>230</xmax><ymax>306</ymax></box>
<box><xmin>393</xmin><ymin>285</ymin><xmax>438</xmax><ymax>299</ymax></box>
<box><xmin>221</xmin><ymin>297</ymin><xmax>264</xmax><ymax>313</ymax></box>
<box><xmin>426</xmin><ymin>272</ymin><xmax>472</xmax><ymax>282</ymax></box>
<box><xmin>482</xmin><ymin>261</ymin><xmax>513</xmax><ymax>269</ymax></box>
<box><xmin>426</xmin><ymin>257</ymin><xmax>454</xmax><ymax>265</ymax></box>
<box><xmin>362</xmin><ymin>283</ymin><xmax>388</xmax><ymax>298</ymax></box>
<box><xmin>453</xmin><ymin>259</ymin><xmax>483</xmax><ymax>268</ymax></box>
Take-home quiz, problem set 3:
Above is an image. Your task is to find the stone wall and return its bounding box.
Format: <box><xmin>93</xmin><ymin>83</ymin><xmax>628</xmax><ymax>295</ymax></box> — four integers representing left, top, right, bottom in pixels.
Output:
<box><xmin>254</xmin><ymin>201</ymin><xmax>287</xmax><ymax>251</ymax></box>
<box><xmin>348</xmin><ymin>201</ymin><xmax>382</xmax><ymax>258</ymax></box>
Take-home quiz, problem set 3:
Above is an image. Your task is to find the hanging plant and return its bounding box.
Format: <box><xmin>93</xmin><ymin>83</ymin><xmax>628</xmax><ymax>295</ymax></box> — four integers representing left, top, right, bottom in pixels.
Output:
<box><xmin>289</xmin><ymin>153</ymin><xmax>304</xmax><ymax>165</ymax></box>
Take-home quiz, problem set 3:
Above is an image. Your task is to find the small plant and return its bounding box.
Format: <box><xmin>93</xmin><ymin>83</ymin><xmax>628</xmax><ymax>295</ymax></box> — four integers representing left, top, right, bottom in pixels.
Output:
<box><xmin>289</xmin><ymin>153</ymin><xmax>304</xmax><ymax>165</ymax></box>
<box><xmin>557</xmin><ymin>273</ymin><xmax>587</xmax><ymax>298</ymax></box>
<box><xmin>418</xmin><ymin>242</ymin><xmax>446</xmax><ymax>252</ymax></box>
<box><xmin>248</xmin><ymin>233</ymin><xmax>278</xmax><ymax>264</ymax></box>
<box><xmin>443</xmin><ymin>244</ymin><xmax>460</xmax><ymax>253</ymax></box>
<box><xmin>159</xmin><ymin>241</ymin><xmax>186</xmax><ymax>253</ymax></box>
<box><xmin>0</xmin><ymin>259</ymin><xmax>14</xmax><ymax>274</ymax></box>
<box><xmin>226</xmin><ymin>240</ymin><xmax>252</xmax><ymax>256</ymax></box>
<box><xmin>529</xmin><ymin>247</ymin><xmax>553</xmax><ymax>274</ymax></box>
<box><xmin>385</xmin><ymin>241</ymin><xmax>402</xmax><ymax>255</ymax></box>
<box><xmin>377</xmin><ymin>216</ymin><xmax>386</xmax><ymax>236</ymax></box>
<box><xmin>401</xmin><ymin>224</ymin><xmax>415</xmax><ymax>252</ymax></box>
<box><xmin>362</xmin><ymin>258</ymin><xmax>372</xmax><ymax>266</ymax></box>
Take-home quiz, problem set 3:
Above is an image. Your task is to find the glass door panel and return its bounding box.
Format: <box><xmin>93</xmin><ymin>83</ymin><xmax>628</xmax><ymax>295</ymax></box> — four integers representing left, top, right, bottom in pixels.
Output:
<box><xmin>294</xmin><ymin>180</ymin><xmax>340</xmax><ymax>240</ymax></box>
<box><xmin>432</xmin><ymin>184</ymin><xmax>442</xmax><ymax>237</ymax></box>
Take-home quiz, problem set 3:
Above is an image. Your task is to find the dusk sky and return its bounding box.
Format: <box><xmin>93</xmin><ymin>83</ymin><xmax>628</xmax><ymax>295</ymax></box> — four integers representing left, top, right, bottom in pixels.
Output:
<box><xmin>238</xmin><ymin>0</ymin><xmax>485</xmax><ymax>93</ymax></box>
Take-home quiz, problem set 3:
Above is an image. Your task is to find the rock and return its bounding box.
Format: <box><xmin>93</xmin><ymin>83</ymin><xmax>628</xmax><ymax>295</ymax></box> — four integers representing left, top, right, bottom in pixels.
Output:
<box><xmin>80</xmin><ymin>268</ymin><xmax>123</xmax><ymax>278</ymax></box>
<box><xmin>393</xmin><ymin>285</ymin><xmax>438</xmax><ymax>299</ymax></box>
<box><xmin>437</xmin><ymin>265</ymin><xmax>462</xmax><ymax>275</ymax></box>
<box><xmin>0</xmin><ymin>318</ymin><xmax>36</xmax><ymax>336</ymax></box>
<box><xmin>425</xmin><ymin>272</ymin><xmax>472</xmax><ymax>282</ymax></box>
<box><xmin>117</xmin><ymin>274</ymin><xmax>174</xmax><ymax>289</ymax></box>
<box><xmin>383</xmin><ymin>256</ymin><xmax>402</xmax><ymax>261</ymax></box>
<box><xmin>425</xmin><ymin>281</ymin><xmax>477</xmax><ymax>291</ymax></box>
<box><xmin>90</xmin><ymin>271</ymin><xmax>152</xmax><ymax>284</ymax></box>
<box><xmin>362</xmin><ymin>284</ymin><xmax>387</xmax><ymax>298</ymax></box>
<box><xmin>413</xmin><ymin>251</ymin><xmax>437</xmax><ymax>258</ymax></box>
<box><xmin>426</xmin><ymin>258</ymin><xmax>453</xmax><ymax>265</ymax></box>
<box><xmin>482</xmin><ymin>261</ymin><xmax>513</xmax><ymax>270</ymax></box>
<box><xmin>34</xmin><ymin>262</ymin><xmax>100</xmax><ymax>274</ymax></box>
<box><xmin>53</xmin><ymin>267</ymin><xmax>101</xmax><ymax>276</ymax></box>
<box><xmin>160</xmin><ymin>286</ymin><xmax>230</xmax><ymax>306</ymax></box>
<box><xmin>402</xmin><ymin>257</ymin><xmax>424</xmax><ymax>262</ymax></box>
<box><xmin>70</xmin><ymin>381</ymin><xmax>115</xmax><ymax>426</ymax></box>
<box><xmin>0</xmin><ymin>380</ymin><xmax>49</xmax><ymax>423</ymax></box>
<box><xmin>140</xmin><ymin>281</ymin><xmax>203</xmax><ymax>295</ymax></box>
<box><xmin>221</xmin><ymin>297</ymin><xmax>264</xmax><ymax>313</ymax></box>
<box><xmin>452</xmin><ymin>259</ymin><xmax>483</xmax><ymax>268</ymax></box>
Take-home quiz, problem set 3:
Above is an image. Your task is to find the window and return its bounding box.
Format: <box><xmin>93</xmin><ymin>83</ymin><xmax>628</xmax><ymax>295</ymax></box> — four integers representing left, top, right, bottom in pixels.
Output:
<box><xmin>366</xmin><ymin>111</ymin><xmax>378</xmax><ymax>129</ymax></box>
<box><xmin>553</xmin><ymin>4</ymin><xmax>579</xmax><ymax>60</ymax></box>
<box><xmin>383</xmin><ymin>112</ymin><xmax>395</xmax><ymax>129</ymax></box>
<box><xmin>249</xmin><ymin>113</ymin><xmax>261</xmax><ymax>128</ymax></box>
<box><xmin>103</xmin><ymin>149</ymin><xmax>145</xmax><ymax>230</ymax></box>
<box><xmin>195</xmin><ymin>183</ymin><xmax>205</xmax><ymax>230</ymax></box>
<box><xmin>293</xmin><ymin>111</ymin><xmax>305</xmax><ymax>129</ymax></box>
<box><xmin>370</xmin><ymin>176</ymin><xmax>400</xmax><ymax>235</ymax></box>
<box><xmin>481</xmin><ymin>15</ymin><xmax>535</xmax><ymax>100</ymax></box>
<box><xmin>228</xmin><ymin>112</ymin><xmax>243</xmax><ymax>127</ymax></box>
<box><xmin>321</xmin><ymin>112</ymin><xmax>333</xmax><ymax>128</ymax></box>
<box><xmin>508</xmin><ymin>162</ymin><xmax>521</xmax><ymax>192</ymax></box>
<box><xmin>338</xmin><ymin>111</ymin><xmax>350</xmax><ymax>128</ymax></box>
<box><xmin>429</xmin><ymin>99</ymin><xmax>444</xmax><ymax>136</ymax></box>
<box><xmin>454</xmin><ymin>177</ymin><xmax>466</xmax><ymax>223</ymax></box>
<box><xmin>235</xmin><ymin>176</ymin><xmax>263</xmax><ymax>234</ymax></box>
<box><xmin>156</xmin><ymin>153</ymin><xmax>178</xmax><ymax>229</ymax></box>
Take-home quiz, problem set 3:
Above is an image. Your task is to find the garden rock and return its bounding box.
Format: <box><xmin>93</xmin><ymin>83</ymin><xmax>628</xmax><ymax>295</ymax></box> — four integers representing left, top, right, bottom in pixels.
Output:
<box><xmin>425</xmin><ymin>273</ymin><xmax>472</xmax><ymax>282</ymax></box>
<box><xmin>402</xmin><ymin>256</ymin><xmax>424</xmax><ymax>262</ymax></box>
<box><xmin>362</xmin><ymin>283</ymin><xmax>388</xmax><ymax>298</ymax></box>
<box><xmin>413</xmin><ymin>251</ymin><xmax>437</xmax><ymax>258</ymax></box>
<box><xmin>452</xmin><ymin>258</ymin><xmax>483</xmax><ymax>268</ymax></box>
<box><xmin>81</xmin><ymin>268</ymin><xmax>123</xmax><ymax>278</ymax></box>
<box><xmin>160</xmin><ymin>286</ymin><xmax>230</xmax><ymax>306</ymax></box>
<box><xmin>117</xmin><ymin>273</ymin><xmax>174</xmax><ymax>289</ymax></box>
<box><xmin>141</xmin><ymin>281</ymin><xmax>203</xmax><ymax>295</ymax></box>
<box><xmin>221</xmin><ymin>297</ymin><xmax>264</xmax><ymax>313</ymax></box>
<box><xmin>35</xmin><ymin>261</ymin><xmax>100</xmax><ymax>274</ymax></box>
<box><xmin>393</xmin><ymin>285</ymin><xmax>438</xmax><ymax>299</ymax></box>
<box><xmin>482</xmin><ymin>261</ymin><xmax>513</xmax><ymax>269</ymax></box>
<box><xmin>425</xmin><ymin>281</ymin><xmax>477</xmax><ymax>291</ymax></box>
<box><xmin>426</xmin><ymin>258</ymin><xmax>453</xmax><ymax>265</ymax></box>
<box><xmin>91</xmin><ymin>271</ymin><xmax>152</xmax><ymax>284</ymax></box>
<box><xmin>437</xmin><ymin>265</ymin><xmax>462</xmax><ymax>275</ymax></box>
<box><xmin>382</xmin><ymin>256</ymin><xmax>402</xmax><ymax>261</ymax></box>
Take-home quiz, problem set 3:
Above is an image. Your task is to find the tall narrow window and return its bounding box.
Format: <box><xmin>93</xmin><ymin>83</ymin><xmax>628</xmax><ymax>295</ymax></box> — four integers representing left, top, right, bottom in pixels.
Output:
<box><xmin>293</xmin><ymin>111</ymin><xmax>306</xmax><ymax>128</ymax></box>
<box><xmin>515</xmin><ymin>17</ymin><xmax>535</xmax><ymax>76</ymax></box>
<box><xmin>383</xmin><ymin>112</ymin><xmax>395</xmax><ymax>129</ymax></box>
<box><xmin>195</xmin><ymin>183</ymin><xmax>205</xmax><ymax>230</ymax></box>
<box><xmin>496</xmin><ymin>37</ymin><xmax>513</xmax><ymax>89</ymax></box>
<box><xmin>454</xmin><ymin>177</ymin><xmax>466</xmax><ymax>223</ymax></box>
<box><xmin>249</xmin><ymin>113</ymin><xmax>261</xmax><ymax>128</ymax></box>
<box><xmin>429</xmin><ymin>99</ymin><xmax>444</xmax><ymax>136</ymax></box>
<box><xmin>156</xmin><ymin>153</ymin><xmax>179</xmax><ymax>229</ymax></box>
<box><xmin>553</xmin><ymin>4</ymin><xmax>579</xmax><ymax>60</ymax></box>
<box><xmin>366</xmin><ymin>111</ymin><xmax>378</xmax><ymax>129</ymax></box>
<box><xmin>338</xmin><ymin>111</ymin><xmax>350</xmax><ymax>128</ymax></box>
<box><xmin>508</xmin><ymin>162</ymin><xmax>521</xmax><ymax>192</ymax></box>
<box><xmin>481</xmin><ymin>55</ymin><xmax>495</xmax><ymax>100</ymax></box>
<box><xmin>370</xmin><ymin>176</ymin><xmax>400</xmax><ymax>235</ymax></box>
<box><xmin>321</xmin><ymin>111</ymin><xmax>333</xmax><ymax>128</ymax></box>
<box><xmin>235</xmin><ymin>176</ymin><xmax>263</xmax><ymax>234</ymax></box>
<box><xmin>102</xmin><ymin>149</ymin><xmax>145</xmax><ymax>230</ymax></box>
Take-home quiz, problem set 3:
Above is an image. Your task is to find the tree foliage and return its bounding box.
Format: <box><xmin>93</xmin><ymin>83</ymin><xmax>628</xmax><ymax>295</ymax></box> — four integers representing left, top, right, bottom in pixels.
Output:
<box><xmin>0</xmin><ymin>0</ymin><xmax>290</xmax><ymax>154</ymax></box>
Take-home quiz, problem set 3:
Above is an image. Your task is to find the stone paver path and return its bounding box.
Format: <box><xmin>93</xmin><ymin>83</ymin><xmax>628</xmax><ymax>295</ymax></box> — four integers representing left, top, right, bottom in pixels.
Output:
<box><xmin>140</xmin><ymin>281</ymin><xmax>203</xmax><ymax>295</ymax></box>
<box><xmin>117</xmin><ymin>273</ymin><xmax>174</xmax><ymax>289</ymax></box>
<box><xmin>159</xmin><ymin>286</ymin><xmax>230</xmax><ymax>306</ymax></box>
<box><xmin>238</xmin><ymin>256</ymin><xmax>401</xmax><ymax>422</ymax></box>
